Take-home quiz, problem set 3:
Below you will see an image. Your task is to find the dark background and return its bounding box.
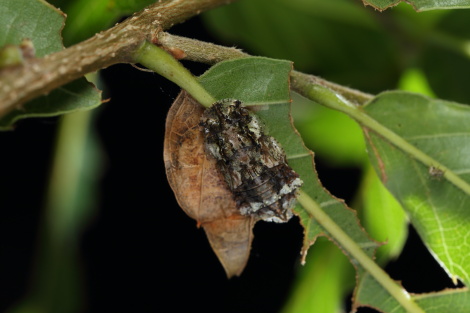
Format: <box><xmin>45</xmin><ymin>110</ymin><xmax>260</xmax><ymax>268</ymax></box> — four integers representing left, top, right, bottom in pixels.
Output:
<box><xmin>0</xmin><ymin>16</ymin><xmax>461</xmax><ymax>313</ymax></box>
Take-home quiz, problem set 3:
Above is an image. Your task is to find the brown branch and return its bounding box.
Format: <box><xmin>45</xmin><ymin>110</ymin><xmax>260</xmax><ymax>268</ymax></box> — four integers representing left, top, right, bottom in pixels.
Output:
<box><xmin>0</xmin><ymin>0</ymin><xmax>237</xmax><ymax>117</ymax></box>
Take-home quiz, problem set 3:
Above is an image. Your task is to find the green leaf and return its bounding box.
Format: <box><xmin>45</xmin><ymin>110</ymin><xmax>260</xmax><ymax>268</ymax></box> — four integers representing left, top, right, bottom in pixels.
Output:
<box><xmin>363</xmin><ymin>0</ymin><xmax>470</xmax><ymax>11</ymax></box>
<box><xmin>293</xmin><ymin>82</ymin><xmax>470</xmax><ymax>312</ymax></box>
<box><xmin>363</xmin><ymin>91</ymin><xmax>470</xmax><ymax>285</ymax></box>
<box><xmin>199</xmin><ymin>56</ymin><xmax>387</xmax><ymax>308</ymax></box>
<box><xmin>198</xmin><ymin>57</ymin><xmax>292</xmax><ymax>105</ymax></box>
<box><xmin>201</xmin><ymin>0</ymin><xmax>400</xmax><ymax>93</ymax></box>
<box><xmin>0</xmin><ymin>0</ymin><xmax>64</xmax><ymax>56</ymax></box>
<box><xmin>199</xmin><ymin>59</ymin><xmax>377</xmax><ymax>263</ymax></box>
<box><xmin>355</xmin><ymin>273</ymin><xmax>404</xmax><ymax>312</ymax></box>
<box><xmin>413</xmin><ymin>288</ymin><xmax>470</xmax><ymax>312</ymax></box>
<box><xmin>0</xmin><ymin>0</ymin><xmax>101</xmax><ymax>130</ymax></box>
<box><xmin>356</xmin><ymin>273</ymin><xmax>470</xmax><ymax>312</ymax></box>
<box><xmin>0</xmin><ymin>79</ymin><xmax>102</xmax><ymax>130</ymax></box>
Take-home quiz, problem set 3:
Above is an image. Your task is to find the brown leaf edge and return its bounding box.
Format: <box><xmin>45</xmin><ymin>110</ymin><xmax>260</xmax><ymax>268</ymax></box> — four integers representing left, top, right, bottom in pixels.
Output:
<box><xmin>163</xmin><ymin>90</ymin><xmax>256</xmax><ymax>278</ymax></box>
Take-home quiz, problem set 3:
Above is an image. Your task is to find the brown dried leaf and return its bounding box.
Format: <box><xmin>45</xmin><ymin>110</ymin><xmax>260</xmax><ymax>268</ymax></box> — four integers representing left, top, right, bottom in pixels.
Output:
<box><xmin>163</xmin><ymin>90</ymin><xmax>255</xmax><ymax>278</ymax></box>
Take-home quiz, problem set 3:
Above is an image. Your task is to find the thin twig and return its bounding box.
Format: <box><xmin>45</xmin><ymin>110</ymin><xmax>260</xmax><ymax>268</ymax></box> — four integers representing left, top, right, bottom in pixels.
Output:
<box><xmin>157</xmin><ymin>33</ymin><xmax>374</xmax><ymax>105</ymax></box>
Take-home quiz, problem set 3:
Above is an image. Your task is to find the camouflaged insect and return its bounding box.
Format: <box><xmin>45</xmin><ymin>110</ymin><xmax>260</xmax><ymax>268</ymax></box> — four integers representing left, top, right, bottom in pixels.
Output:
<box><xmin>200</xmin><ymin>99</ymin><xmax>303</xmax><ymax>223</ymax></box>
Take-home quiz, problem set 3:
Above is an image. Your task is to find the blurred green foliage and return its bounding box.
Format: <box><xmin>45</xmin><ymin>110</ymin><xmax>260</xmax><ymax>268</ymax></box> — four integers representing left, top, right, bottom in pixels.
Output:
<box><xmin>281</xmin><ymin>238</ymin><xmax>354</xmax><ymax>313</ymax></box>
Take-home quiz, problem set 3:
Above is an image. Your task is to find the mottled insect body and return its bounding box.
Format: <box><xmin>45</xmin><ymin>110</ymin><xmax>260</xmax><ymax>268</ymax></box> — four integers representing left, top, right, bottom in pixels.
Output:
<box><xmin>200</xmin><ymin>99</ymin><xmax>303</xmax><ymax>223</ymax></box>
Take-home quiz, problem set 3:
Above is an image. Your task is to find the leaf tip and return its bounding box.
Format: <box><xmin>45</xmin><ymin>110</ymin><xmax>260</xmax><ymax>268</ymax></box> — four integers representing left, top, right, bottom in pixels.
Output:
<box><xmin>202</xmin><ymin>217</ymin><xmax>255</xmax><ymax>278</ymax></box>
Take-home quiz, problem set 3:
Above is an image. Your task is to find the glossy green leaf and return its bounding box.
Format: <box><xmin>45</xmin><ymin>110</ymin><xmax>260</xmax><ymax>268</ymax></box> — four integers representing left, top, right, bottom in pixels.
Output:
<box><xmin>201</xmin><ymin>0</ymin><xmax>400</xmax><ymax>93</ymax></box>
<box><xmin>198</xmin><ymin>56</ymin><xmax>381</xmax><ymax>302</ymax></box>
<box><xmin>356</xmin><ymin>273</ymin><xmax>470</xmax><ymax>312</ymax></box>
<box><xmin>0</xmin><ymin>0</ymin><xmax>101</xmax><ymax>130</ymax></box>
<box><xmin>363</xmin><ymin>91</ymin><xmax>470</xmax><ymax>285</ymax></box>
<box><xmin>363</xmin><ymin>0</ymin><xmax>470</xmax><ymax>11</ymax></box>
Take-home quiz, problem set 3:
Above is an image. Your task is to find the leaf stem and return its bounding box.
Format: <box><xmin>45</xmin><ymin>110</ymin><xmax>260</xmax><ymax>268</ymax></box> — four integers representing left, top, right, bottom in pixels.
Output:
<box><xmin>132</xmin><ymin>41</ymin><xmax>215</xmax><ymax>107</ymax></box>
<box><xmin>297</xmin><ymin>190</ymin><xmax>426</xmax><ymax>313</ymax></box>
<box><xmin>293</xmin><ymin>82</ymin><xmax>470</xmax><ymax>196</ymax></box>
